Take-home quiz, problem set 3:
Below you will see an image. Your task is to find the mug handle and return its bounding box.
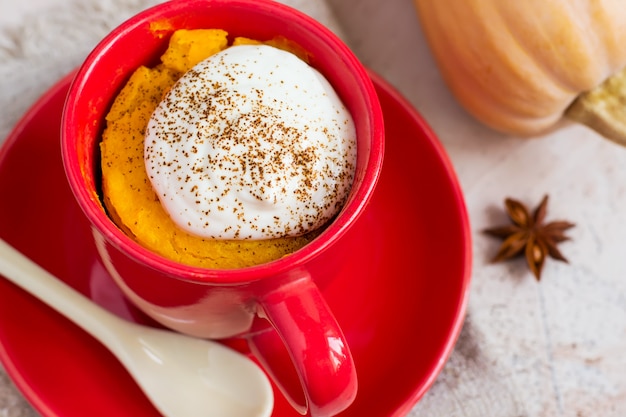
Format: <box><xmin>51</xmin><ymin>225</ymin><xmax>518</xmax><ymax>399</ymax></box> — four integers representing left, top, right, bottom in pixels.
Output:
<box><xmin>248</xmin><ymin>276</ymin><xmax>357</xmax><ymax>416</ymax></box>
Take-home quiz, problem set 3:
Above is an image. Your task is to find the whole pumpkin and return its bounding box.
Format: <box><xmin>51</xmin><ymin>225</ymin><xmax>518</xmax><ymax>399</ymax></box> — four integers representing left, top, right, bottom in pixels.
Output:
<box><xmin>413</xmin><ymin>0</ymin><xmax>626</xmax><ymax>143</ymax></box>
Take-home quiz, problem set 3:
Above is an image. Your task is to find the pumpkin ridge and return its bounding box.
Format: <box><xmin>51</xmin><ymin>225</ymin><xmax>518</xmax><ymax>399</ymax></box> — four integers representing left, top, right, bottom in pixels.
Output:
<box><xmin>585</xmin><ymin>0</ymin><xmax>624</xmax><ymax>75</ymax></box>
<box><xmin>494</xmin><ymin>1</ymin><xmax>596</xmax><ymax>94</ymax></box>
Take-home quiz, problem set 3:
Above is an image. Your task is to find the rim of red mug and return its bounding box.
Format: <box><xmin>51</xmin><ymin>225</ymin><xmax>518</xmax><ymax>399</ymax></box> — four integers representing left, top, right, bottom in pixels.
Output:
<box><xmin>61</xmin><ymin>0</ymin><xmax>385</xmax><ymax>284</ymax></box>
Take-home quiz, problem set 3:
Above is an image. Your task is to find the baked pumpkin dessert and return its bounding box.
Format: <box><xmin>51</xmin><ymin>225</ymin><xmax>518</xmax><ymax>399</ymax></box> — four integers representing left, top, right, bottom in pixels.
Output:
<box><xmin>100</xmin><ymin>29</ymin><xmax>357</xmax><ymax>269</ymax></box>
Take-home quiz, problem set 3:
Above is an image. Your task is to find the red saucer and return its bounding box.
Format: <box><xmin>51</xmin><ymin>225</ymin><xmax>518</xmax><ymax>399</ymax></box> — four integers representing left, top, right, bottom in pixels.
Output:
<box><xmin>0</xmin><ymin>70</ymin><xmax>471</xmax><ymax>417</ymax></box>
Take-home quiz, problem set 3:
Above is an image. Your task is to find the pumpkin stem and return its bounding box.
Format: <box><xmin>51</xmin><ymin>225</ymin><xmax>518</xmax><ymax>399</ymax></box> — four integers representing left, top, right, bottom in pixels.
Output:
<box><xmin>565</xmin><ymin>67</ymin><xmax>626</xmax><ymax>146</ymax></box>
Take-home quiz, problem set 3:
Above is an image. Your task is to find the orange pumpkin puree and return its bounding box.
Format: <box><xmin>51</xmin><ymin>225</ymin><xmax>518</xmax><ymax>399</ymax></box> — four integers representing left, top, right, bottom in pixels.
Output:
<box><xmin>100</xmin><ymin>29</ymin><xmax>318</xmax><ymax>269</ymax></box>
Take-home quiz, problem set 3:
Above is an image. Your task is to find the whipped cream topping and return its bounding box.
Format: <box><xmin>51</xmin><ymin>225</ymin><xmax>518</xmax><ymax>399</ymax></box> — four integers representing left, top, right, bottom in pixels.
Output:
<box><xmin>144</xmin><ymin>44</ymin><xmax>357</xmax><ymax>240</ymax></box>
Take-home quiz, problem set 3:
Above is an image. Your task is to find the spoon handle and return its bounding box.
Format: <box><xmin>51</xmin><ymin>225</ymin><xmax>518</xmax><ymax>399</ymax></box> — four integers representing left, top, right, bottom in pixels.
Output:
<box><xmin>0</xmin><ymin>238</ymin><xmax>124</xmax><ymax>343</ymax></box>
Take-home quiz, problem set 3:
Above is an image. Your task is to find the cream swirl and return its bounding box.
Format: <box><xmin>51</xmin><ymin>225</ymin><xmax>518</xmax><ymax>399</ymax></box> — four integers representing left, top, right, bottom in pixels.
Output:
<box><xmin>144</xmin><ymin>44</ymin><xmax>356</xmax><ymax>240</ymax></box>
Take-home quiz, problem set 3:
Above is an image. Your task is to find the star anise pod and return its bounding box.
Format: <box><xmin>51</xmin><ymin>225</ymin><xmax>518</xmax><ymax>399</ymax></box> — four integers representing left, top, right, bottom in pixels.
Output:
<box><xmin>484</xmin><ymin>195</ymin><xmax>575</xmax><ymax>281</ymax></box>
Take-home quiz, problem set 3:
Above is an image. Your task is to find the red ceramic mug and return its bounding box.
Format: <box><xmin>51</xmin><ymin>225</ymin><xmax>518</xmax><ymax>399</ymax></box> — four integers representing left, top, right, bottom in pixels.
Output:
<box><xmin>61</xmin><ymin>0</ymin><xmax>384</xmax><ymax>415</ymax></box>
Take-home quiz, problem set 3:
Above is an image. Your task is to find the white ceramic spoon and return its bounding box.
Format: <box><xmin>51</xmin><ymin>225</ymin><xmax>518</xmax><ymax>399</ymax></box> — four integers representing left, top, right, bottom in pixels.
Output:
<box><xmin>0</xmin><ymin>238</ymin><xmax>274</xmax><ymax>417</ymax></box>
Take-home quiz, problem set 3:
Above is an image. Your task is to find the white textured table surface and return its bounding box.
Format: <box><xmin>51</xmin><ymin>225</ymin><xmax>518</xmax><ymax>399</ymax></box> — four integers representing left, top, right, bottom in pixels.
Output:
<box><xmin>1</xmin><ymin>1</ymin><xmax>625</xmax><ymax>416</ymax></box>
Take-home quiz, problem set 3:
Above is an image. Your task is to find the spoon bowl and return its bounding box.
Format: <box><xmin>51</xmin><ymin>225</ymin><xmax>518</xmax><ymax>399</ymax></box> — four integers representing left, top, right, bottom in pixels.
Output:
<box><xmin>0</xmin><ymin>237</ymin><xmax>274</xmax><ymax>417</ymax></box>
